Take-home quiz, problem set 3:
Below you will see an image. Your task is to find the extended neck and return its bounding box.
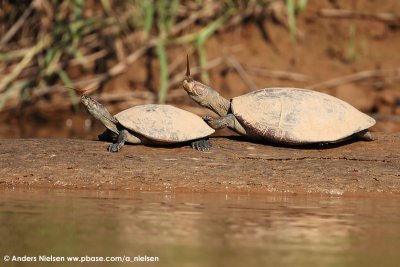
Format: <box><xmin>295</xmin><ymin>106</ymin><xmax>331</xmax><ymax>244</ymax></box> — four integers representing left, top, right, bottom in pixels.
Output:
<box><xmin>207</xmin><ymin>96</ymin><xmax>230</xmax><ymax>117</ymax></box>
<box><xmin>201</xmin><ymin>88</ymin><xmax>231</xmax><ymax>117</ymax></box>
<box><xmin>186</xmin><ymin>82</ymin><xmax>250</xmax><ymax>136</ymax></box>
<box><xmin>202</xmin><ymin>91</ymin><xmax>249</xmax><ymax>136</ymax></box>
<box><xmin>97</xmin><ymin>112</ymin><xmax>119</xmax><ymax>134</ymax></box>
<box><xmin>86</xmin><ymin>105</ymin><xmax>119</xmax><ymax>134</ymax></box>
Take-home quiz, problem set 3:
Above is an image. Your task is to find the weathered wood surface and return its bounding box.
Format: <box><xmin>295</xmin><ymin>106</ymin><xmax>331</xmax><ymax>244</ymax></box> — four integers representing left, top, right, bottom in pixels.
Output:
<box><xmin>0</xmin><ymin>133</ymin><xmax>399</xmax><ymax>196</ymax></box>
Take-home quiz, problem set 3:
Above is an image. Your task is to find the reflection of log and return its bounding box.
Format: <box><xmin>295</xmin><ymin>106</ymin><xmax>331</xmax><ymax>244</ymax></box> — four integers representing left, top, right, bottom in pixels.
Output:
<box><xmin>1</xmin><ymin>133</ymin><xmax>399</xmax><ymax>196</ymax></box>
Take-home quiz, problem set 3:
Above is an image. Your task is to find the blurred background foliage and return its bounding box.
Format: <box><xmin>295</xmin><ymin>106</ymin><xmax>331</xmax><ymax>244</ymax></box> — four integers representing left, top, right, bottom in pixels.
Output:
<box><xmin>0</xmin><ymin>0</ymin><xmax>305</xmax><ymax>110</ymax></box>
<box><xmin>1</xmin><ymin>0</ymin><xmax>399</xmax><ymax>138</ymax></box>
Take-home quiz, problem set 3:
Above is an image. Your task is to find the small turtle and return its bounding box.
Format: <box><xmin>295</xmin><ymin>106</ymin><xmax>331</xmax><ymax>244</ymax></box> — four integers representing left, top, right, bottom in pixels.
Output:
<box><xmin>80</xmin><ymin>95</ymin><xmax>214</xmax><ymax>152</ymax></box>
<box><xmin>182</xmin><ymin>57</ymin><xmax>375</xmax><ymax>145</ymax></box>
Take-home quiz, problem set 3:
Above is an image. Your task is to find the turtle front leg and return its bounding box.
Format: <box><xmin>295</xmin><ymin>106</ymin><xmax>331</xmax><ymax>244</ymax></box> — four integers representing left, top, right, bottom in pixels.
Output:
<box><xmin>191</xmin><ymin>139</ymin><xmax>212</xmax><ymax>151</ymax></box>
<box><xmin>108</xmin><ymin>129</ymin><xmax>128</xmax><ymax>152</ymax></box>
<box><xmin>203</xmin><ymin>114</ymin><xmax>236</xmax><ymax>129</ymax></box>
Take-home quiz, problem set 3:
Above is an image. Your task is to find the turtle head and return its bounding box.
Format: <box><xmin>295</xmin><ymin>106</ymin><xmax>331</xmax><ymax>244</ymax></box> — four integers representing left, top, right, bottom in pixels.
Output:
<box><xmin>182</xmin><ymin>55</ymin><xmax>199</xmax><ymax>98</ymax></box>
<box><xmin>66</xmin><ymin>86</ymin><xmax>103</xmax><ymax>118</ymax></box>
<box><xmin>182</xmin><ymin>77</ymin><xmax>215</xmax><ymax>106</ymax></box>
<box><xmin>80</xmin><ymin>95</ymin><xmax>119</xmax><ymax>132</ymax></box>
<box><xmin>67</xmin><ymin>86</ymin><xmax>101</xmax><ymax>115</ymax></box>
<box><xmin>81</xmin><ymin>95</ymin><xmax>102</xmax><ymax>117</ymax></box>
<box><xmin>182</xmin><ymin>55</ymin><xmax>225</xmax><ymax>112</ymax></box>
<box><xmin>182</xmin><ymin>55</ymin><xmax>230</xmax><ymax>116</ymax></box>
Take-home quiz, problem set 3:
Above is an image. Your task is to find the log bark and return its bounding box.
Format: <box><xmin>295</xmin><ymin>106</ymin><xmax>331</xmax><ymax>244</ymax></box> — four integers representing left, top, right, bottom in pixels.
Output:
<box><xmin>0</xmin><ymin>133</ymin><xmax>399</xmax><ymax>196</ymax></box>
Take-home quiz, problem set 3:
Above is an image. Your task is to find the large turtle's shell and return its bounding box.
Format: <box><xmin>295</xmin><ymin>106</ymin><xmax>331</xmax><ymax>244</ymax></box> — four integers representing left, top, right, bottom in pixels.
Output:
<box><xmin>231</xmin><ymin>88</ymin><xmax>376</xmax><ymax>144</ymax></box>
<box><xmin>115</xmin><ymin>104</ymin><xmax>214</xmax><ymax>143</ymax></box>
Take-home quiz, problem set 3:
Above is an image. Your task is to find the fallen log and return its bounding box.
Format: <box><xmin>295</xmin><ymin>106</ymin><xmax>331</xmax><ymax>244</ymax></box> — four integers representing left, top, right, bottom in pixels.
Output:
<box><xmin>0</xmin><ymin>133</ymin><xmax>399</xmax><ymax>196</ymax></box>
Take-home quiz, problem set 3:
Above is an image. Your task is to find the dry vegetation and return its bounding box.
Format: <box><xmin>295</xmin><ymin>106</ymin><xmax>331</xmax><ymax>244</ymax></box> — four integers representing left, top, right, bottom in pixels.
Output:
<box><xmin>0</xmin><ymin>0</ymin><xmax>294</xmax><ymax>110</ymax></box>
<box><xmin>1</xmin><ymin>0</ymin><xmax>400</xmax><ymax>137</ymax></box>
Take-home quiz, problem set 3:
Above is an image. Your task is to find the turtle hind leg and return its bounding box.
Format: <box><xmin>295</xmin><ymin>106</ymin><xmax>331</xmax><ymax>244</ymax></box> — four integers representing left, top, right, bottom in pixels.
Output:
<box><xmin>355</xmin><ymin>129</ymin><xmax>375</xmax><ymax>141</ymax></box>
<box><xmin>191</xmin><ymin>139</ymin><xmax>212</xmax><ymax>151</ymax></box>
<box><xmin>108</xmin><ymin>129</ymin><xmax>128</xmax><ymax>152</ymax></box>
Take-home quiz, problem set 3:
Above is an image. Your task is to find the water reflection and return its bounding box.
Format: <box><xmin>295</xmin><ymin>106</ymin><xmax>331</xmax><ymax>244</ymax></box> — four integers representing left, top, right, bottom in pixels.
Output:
<box><xmin>1</xmin><ymin>190</ymin><xmax>399</xmax><ymax>267</ymax></box>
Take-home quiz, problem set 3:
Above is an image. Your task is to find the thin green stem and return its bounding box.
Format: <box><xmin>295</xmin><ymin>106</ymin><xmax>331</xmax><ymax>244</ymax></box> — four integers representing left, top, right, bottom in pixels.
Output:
<box><xmin>156</xmin><ymin>39</ymin><xmax>168</xmax><ymax>103</ymax></box>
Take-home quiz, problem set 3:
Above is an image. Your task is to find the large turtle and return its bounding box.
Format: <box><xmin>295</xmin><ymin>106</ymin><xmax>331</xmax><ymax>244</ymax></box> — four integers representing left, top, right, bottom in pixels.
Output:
<box><xmin>81</xmin><ymin>95</ymin><xmax>214</xmax><ymax>152</ymax></box>
<box><xmin>182</xmin><ymin>57</ymin><xmax>376</xmax><ymax>145</ymax></box>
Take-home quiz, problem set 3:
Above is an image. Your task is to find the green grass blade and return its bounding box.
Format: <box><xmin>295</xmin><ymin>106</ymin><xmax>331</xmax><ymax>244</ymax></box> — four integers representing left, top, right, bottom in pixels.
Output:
<box><xmin>298</xmin><ymin>0</ymin><xmax>308</xmax><ymax>12</ymax></box>
<box><xmin>157</xmin><ymin>0</ymin><xmax>168</xmax><ymax>36</ymax></box>
<box><xmin>196</xmin><ymin>40</ymin><xmax>209</xmax><ymax>83</ymax></box>
<box><xmin>0</xmin><ymin>35</ymin><xmax>50</xmax><ymax>93</ymax></box>
<box><xmin>45</xmin><ymin>49</ymin><xmax>62</xmax><ymax>75</ymax></box>
<box><xmin>156</xmin><ymin>39</ymin><xmax>168</xmax><ymax>103</ymax></box>
<box><xmin>0</xmin><ymin>49</ymin><xmax>30</xmax><ymax>61</ymax></box>
<box><xmin>286</xmin><ymin>0</ymin><xmax>296</xmax><ymax>42</ymax></box>
<box><xmin>346</xmin><ymin>24</ymin><xmax>357</xmax><ymax>63</ymax></box>
<box><xmin>195</xmin><ymin>10</ymin><xmax>234</xmax><ymax>83</ymax></box>
<box><xmin>69</xmin><ymin>47</ymin><xmax>87</xmax><ymax>69</ymax></box>
<box><xmin>58</xmin><ymin>70</ymin><xmax>79</xmax><ymax>112</ymax></box>
<box><xmin>73</xmin><ymin>0</ymin><xmax>84</xmax><ymax>18</ymax></box>
<box><xmin>143</xmin><ymin>0</ymin><xmax>154</xmax><ymax>38</ymax></box>
<box><xmin>100</xmin><ymin>0</ymin><xmax>111</xmax><ymax>13</ymax></box>
<box><xmin>166</xmin><ymin>0</ymin><xmax>180</xmax><ymax>34</ymax></box>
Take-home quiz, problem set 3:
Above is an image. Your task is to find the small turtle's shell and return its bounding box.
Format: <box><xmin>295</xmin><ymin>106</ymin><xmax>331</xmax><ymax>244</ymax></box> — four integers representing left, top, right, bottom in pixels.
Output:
<box><xmin>232</xmin><ymin>88</ymin><xmax>376</xmax><ymax>144</ymax></box>
<box><xmin>115</xmin><ymin>104</ymin><xmax>214</xmax><ymax>143</ymax></box>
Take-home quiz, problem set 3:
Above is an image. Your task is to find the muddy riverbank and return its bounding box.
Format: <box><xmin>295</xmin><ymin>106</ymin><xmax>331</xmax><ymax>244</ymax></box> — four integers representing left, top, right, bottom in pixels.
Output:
<box><xmin>1</xmin><ymin>133</ymin><xmax>399</xmax><ymax>196</ymax></box>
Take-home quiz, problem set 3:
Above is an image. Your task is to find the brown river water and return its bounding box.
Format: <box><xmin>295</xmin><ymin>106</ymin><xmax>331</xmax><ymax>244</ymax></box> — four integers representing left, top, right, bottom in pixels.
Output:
<box><xmin>1</xmin><ymin>189</ymin><xmax>399</xmax><ymax>267</ymax></box>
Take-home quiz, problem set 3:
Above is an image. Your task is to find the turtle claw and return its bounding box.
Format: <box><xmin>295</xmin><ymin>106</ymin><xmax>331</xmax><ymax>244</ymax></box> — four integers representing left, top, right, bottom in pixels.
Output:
<box><xmin>107</xmin><ymin>130</ymin><xmax>127</xmax><ymax>152</ymax></box>
<box><xmin>108</xmin><ymin>143</ymin><xmax>120</xmax><ymax>153</ymax></box>
<box><xmin>191</xmin><ymin>139</ymin><xmax>212</xmax><ymax>151</ymax></box>
<box><xmin>202</xmin><ymin>115</ymin><xmax>213</xmax><ymax>122</ymax></box>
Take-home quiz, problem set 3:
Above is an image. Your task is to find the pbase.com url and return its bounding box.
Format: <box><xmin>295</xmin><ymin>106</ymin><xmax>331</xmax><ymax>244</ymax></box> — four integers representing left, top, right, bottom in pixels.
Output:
<box><xmin>4</xmin><ymin>255</ymin><xmax>159</xmax><ymax>263</ymax></box>
<box><xmin>68</xmin><ymin>255</ymin><xmax>159</xmax><ymax>263</ymax></box>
